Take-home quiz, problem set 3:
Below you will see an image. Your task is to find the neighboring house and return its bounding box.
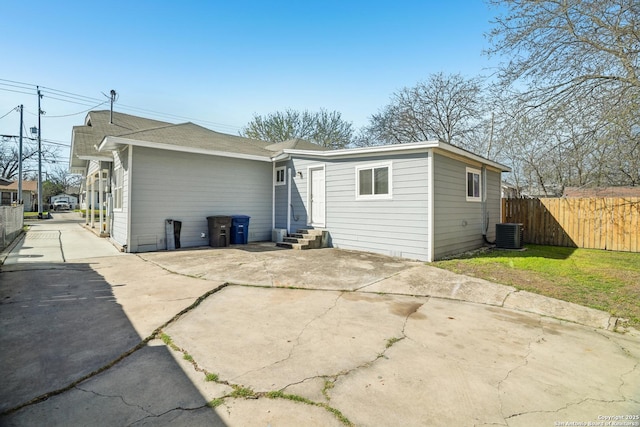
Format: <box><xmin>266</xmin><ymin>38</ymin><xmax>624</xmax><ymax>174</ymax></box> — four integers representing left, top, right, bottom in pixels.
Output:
<box><xmin>0</xmin><ymin>180</ymin><xmax>37</xmax><ymax>211</ymax></box>
<box><xmin>501</xmin><ymin>181</ymin><xmax>519</xmax><ymax>199</ymax></box>
<box><xmin>70</xmin><ymin>111</ymin><xmax>510</xmax><ymax>261</ymax></box>
<box><xmin>563</xmin><ymin>187</ymin><xmax>640</xmax><ymax>198</ymax></box>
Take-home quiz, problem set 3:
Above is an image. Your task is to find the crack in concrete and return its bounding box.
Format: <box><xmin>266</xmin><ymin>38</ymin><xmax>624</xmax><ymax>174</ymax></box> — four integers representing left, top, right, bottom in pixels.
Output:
<box><xmin>230</xmin><ymin>291</ymin><xmax>344</xmax><ymax>382</ymax></box>
<box><xmin>0</xmin><ymin>283</ymin><xmax>230</xmax><ymax>416</ymax></box>
<box><xmin>284</xmin><ymin>296</ymin><xmax>420</xmax><ymax>393</ymax></box>
<box><xmin>127</xmin><ymin>403</ymin><xmax>212</xmax><ymax>426</ymax></box>
<box><xmin>593</xmin><ymin>329</ymin><xmax>640</xmax><ymax>401</ymax></box>
<box><xmin>504</xmin><ymin>396</ymin><xmax>631</xmax><ymax>421</ymax></box>
<box><xmin>353</xmin><ymin>269</ymin><xmax>406</xmax><ymax>292</ymax></box>
<box><xmin>496</xmin><ymin>315</ymin><xmax>545</xmax><ymax>423</ymax></box>
<box><xmin>500</xmin><ymin>288</ymin><xmax>518</xmax><ymax>307</ymax></box>
<box><xmin>75</xmin><ymin>385</ymin><xmax>155</xmax><ymax>417</ymax></box>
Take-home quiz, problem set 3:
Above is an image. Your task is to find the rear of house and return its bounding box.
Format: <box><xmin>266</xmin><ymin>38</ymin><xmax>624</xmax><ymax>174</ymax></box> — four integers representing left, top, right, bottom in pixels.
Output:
<box><xmin>273</xmin><ymin>142</ymin><xmax>507</xmax><ymax>261</ymax></box>
<box><xmin>111</xmin><ymin>145</ymin><xmax>273</xmax><ymax>252</ymax></box>
<box><xmin>70</xmin><ymin>111</ymin><xmax>509</xmax><ymax>261</ymax></box>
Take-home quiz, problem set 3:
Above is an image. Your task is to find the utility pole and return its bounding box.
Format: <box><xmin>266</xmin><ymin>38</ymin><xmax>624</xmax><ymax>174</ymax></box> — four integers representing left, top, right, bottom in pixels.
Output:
<box><xmin>37</xmin><ymin>87</ymin><xmax>43</xmax><ymax>219</ymax></box>
<box><xmin>18</xmin><ymin>105</ymin><xmax>23</xmax><ymax>205</ymax></box>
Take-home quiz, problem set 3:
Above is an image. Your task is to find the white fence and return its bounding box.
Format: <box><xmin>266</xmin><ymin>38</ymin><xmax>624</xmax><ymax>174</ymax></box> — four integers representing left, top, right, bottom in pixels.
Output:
<box><xmin>0</xmin><ymin>205</ymin><xmax>24</xmax><ymax>250</ymax></box>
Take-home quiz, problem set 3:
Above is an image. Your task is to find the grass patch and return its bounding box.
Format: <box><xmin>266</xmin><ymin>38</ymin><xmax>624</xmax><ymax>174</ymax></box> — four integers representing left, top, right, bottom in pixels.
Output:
<box><xmin>322</xmin><ymin>379</ymin><xmax>335</xmax><ymax>400</ymax></box>
<box><xmin>183</xmin><ymin>353</ymin><xmax>194</xmax><ymax>362</ymax></box>
<box><xmin>205</xmin><ymin>372</ymin><xmax>219</xmax><ymax>382</ymax></box>
<box><xmin>230</xmin><ymin>385</ymin><xmax>255</xmax><ymax>398</ymax></box>
<box><xmin>385</xmin><ymin>337</ymin><xmax>402</xmax><ymax>348</ymax></box>
<box><xmin>24</xmin><ymin>211</ymin><xmax>49</xmax><ymax>218</ymax></box>
<box><xmin>265</xmin><ymin>390</ymin><xmax>353</xmax><ymax>426</ymax></box>
<box><xmin>159</xmin><ymin>332</ymin><xmax>180</xmax><ymax>352</ymax></box>
<box><xmin>207</xmin><ymin>398</ymin><xmax>224</xmax><ymax>408</ymax></box>
<box><xmin>432</xmin><ymin>244</ymin><xmax>640</xmax><ymax>327</ymax></box>
<box><xmin>160</xmin><ymin>333</ymin><xmax>172</xmax><ymax>345</ymax></box>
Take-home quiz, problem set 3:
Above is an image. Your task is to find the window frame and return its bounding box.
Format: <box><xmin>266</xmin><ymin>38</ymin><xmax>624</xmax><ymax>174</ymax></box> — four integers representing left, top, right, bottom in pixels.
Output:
<box><xmin>465</xmin><ymin>167</ymin><xmax>482</xmax><ymax>202</ymax></box>
<box><xmin>274</xmin><ymin>166</ymin><xmax>286</xmax><ymax>186</ymax></box>
<box><xmin>113</xmin><ymin>165</ymin><xmax>124</xmax><ymax>210</ymax></box>
<box><xmin>355</xmin><ymin>162</ymin><xmax>393</xmax><ymax>200</ymax></box>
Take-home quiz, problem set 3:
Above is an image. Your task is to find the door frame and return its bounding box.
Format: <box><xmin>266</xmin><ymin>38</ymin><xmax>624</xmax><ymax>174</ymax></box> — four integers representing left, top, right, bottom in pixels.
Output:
<box><xmin>307</xmin><ymin>164</ymin><xmax>326</xmax><ymax>227</ymax></box>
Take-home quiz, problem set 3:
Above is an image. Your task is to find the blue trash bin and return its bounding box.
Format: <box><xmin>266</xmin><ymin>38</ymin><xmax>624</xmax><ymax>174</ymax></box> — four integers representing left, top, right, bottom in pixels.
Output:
<box><xmin>230</xmin><ymin>215</ymin><xmax>251</xmax><ymax>244</ymax></box>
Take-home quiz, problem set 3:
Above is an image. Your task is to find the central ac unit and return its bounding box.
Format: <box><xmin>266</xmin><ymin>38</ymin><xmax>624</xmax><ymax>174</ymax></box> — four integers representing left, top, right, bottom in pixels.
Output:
<box><xmin>495</xmin><ymin>223</ymin><xmax>524</xmax><ymax>249</ymax></box>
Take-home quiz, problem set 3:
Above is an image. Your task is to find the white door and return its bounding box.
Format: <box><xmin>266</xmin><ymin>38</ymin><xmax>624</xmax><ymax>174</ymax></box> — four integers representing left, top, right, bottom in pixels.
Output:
<box><xmin>309</xmin><ymin>167</ymin><xmax>325</xmax><ymax>226</ymax></box>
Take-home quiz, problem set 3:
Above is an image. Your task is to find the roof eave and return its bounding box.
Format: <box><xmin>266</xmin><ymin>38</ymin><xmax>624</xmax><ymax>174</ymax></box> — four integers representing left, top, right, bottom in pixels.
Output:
<box><xmin>100</xmin><ymin>136</ymin><xmax>272</xmax><ymax>163</ymax></box>
<box><xmin>281</xmin><ymin>140</ymin><xmax>511</xmax><ymax>172</ymax></box>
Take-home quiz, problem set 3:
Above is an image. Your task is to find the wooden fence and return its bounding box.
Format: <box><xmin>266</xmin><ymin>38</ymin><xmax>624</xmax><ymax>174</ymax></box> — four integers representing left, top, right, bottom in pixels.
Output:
<box><xmin>502</xmin><ymin>197</ymin><xmax>640</xmax><ymax>252</ymax></box>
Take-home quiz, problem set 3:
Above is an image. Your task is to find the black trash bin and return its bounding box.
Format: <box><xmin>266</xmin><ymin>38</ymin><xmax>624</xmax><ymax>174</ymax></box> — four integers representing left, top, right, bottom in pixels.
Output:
<box><xmin>207</xmin><ymin>216</ymin><xmax>231</xmax><ymax>247</ymax></box>
<box><xmin>166</xmin><ymin>219</ymin><xmax>182</xmax><ymax>250</ymax></box>
<box><xmin>230</xmin><ymin>215</ymin><xmax>251</xmax><ymax>244</ymax></box>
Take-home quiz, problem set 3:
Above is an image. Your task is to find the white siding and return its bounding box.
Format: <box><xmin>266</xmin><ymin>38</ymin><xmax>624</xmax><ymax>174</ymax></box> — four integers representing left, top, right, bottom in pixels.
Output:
<box><xmin>128</xmin><ymin>147</ymin><xmax>272</xmax><ymax>252</ymax></box>
<box><xmin>291</xmin><ymin>152</ymin><xmax>430</xmax><ymax>260</ymax></box>
<box><xmin>110</xmin><ymin>148</ymin><xmax>128</xmax><ymax>247</ymax></box>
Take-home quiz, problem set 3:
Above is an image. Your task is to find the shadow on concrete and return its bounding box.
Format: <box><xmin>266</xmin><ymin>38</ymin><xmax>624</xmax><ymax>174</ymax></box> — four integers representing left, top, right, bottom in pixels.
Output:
<box><xmin>0</xmin><ymin>262</ymin><xmax>225</xmax><ymax>425</ymax></box>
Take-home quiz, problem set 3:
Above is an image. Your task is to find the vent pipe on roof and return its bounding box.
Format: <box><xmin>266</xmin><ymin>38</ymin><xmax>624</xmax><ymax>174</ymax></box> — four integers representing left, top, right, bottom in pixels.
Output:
<box><xmin>109</xmin><ymin>89</ymin><xmax>117</xmax><ymax>124</ymax></box>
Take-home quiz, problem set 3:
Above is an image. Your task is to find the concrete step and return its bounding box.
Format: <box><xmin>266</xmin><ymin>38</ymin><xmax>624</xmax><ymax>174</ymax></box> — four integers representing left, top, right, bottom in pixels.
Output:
<box><xmin>296</xmin><ymin>228</ymin><xmax>325</xmax><ymax>237</ymax></box>
<box><xmin>276</xmin><ymin>242</ymin><xmax>310</xmax><ymax>250</ymax></box>
<box><xmin>278</xmin><ymin>228</ymin><xmax>327</xmax><ymax>250</ymax></box>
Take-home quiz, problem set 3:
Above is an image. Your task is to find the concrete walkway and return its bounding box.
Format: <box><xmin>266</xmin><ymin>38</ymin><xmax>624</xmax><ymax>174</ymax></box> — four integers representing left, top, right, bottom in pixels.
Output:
<box><xmin>1</xmin><ymin>213</ymin><xmax>638</xmax><ymax>426</ymax></box>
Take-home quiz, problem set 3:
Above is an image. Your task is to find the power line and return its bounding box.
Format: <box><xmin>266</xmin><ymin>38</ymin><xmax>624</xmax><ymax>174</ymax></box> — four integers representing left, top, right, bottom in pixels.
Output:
<box><xmin>1</xmin><ymin>79</ymin><xmax>243</xmax><ymax>132</ymax></box>
<box><xmin>0</xmin><ymin>87</ymin><xmax>34</xmax><ymax>96</ymax></box>
<box><xmin>41</xmin><ymin>86</ymin><xmax>103</xmax><ymax>103</ymax></box>
<box><xmin>0</xmin><ymin>78</ymin><xmax>35</xmax><ymax>88</ymax></box>
<box><xmin>0</xmin><ymin>135</ymin><xmax>70</xmax><ymax>147</ymax></box>
<box><xmin>0</xmin><ymin>106</ymin><xmax>18</xmax><ymax>120</ymax></box>
<box><xmin>44</xmin><ymin>101</ymin><xmax>108</xmax><ymax>118</ymax></box>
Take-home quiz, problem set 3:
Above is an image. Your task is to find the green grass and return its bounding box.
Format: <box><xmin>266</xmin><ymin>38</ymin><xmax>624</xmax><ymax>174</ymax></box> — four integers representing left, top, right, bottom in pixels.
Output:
<box><xmin>205</xmin><ymin>372</ymin><xmax>219</xmax><ymax>382</ymax></box>
<box><xmin>230</xmin><ymin>386</ymin><xmax>255</xmax><ymax>398</ymax></box>
<box><xmin>77</xmin><ymin>209</ymin><xmax>107</xmax><ymax>218</ymax></box>
<box><xmin>24</xmin><ymin>211</ymin><xmax>49</xmax><ymax>218</ymax></box>
<box><xmin>432</xmin><ymin>245</ymin><xmax>640</xmax><ymax>327</ymax></box>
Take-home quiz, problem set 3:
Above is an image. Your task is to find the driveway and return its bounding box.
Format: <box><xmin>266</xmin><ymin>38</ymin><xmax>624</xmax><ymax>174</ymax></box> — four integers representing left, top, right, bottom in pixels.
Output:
<box><xmin>1</xmin><ymin>213</ymin><xmax>638</xmax><ymax>426</ymax></box>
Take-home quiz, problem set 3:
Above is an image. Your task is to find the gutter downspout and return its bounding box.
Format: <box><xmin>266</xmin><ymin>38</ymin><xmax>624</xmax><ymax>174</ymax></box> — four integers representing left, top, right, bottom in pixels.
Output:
<box><xmin>427</xmin><ymin>150</ymin><xmax>434</xmax><ymax>262</ymax></box>
<box><xmin>272</xmin><ymin>162</ymin><xmax>276</xmax><ymax>231</ymax></box>
<box><xmin>287</xmin><ymin>168</ymin><xmax>292</xmax><ymax>234</ymax></box>
<box><xmin>125</xmin><ymin>145</ymin><xmax>133</xmax><ymax>252</ymax></box>
<box><xmin>482</xmin><ymin>165</ymin><xmax>495</xmax><ymax>245</ymax></box>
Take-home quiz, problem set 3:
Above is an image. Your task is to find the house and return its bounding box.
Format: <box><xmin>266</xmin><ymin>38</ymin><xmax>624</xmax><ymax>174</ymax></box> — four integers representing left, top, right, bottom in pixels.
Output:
<box><xmin>563</xmin><ymin>187</ymin><xmax>640</xmax><ymax>198</ymax></box>
<box><xmin>0</xmin><ymin>180</ymin><xmax>38</xmax><ymax>211</ymax></box>
<box><xmin>70</xmin><ymin>111</ymin><xmax>510</xmax><ymax>261</ymax></box>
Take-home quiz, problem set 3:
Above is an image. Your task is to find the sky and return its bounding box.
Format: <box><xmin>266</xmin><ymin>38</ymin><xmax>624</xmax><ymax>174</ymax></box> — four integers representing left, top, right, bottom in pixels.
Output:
<box><xmin>0</xmin><ymin>0</ymin><xmax>504</xmax><ymax>173</ymax></box>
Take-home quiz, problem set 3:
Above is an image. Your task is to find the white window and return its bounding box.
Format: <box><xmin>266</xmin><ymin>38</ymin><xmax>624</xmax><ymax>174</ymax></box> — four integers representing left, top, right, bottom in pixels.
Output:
<box><xmin>275</xmin><ymin>166</ymin><xmax>286</xmax><ymax>186</ymax></box>
<box><xmin>466</xmin><ymin>167</ymin><xmax>481</xmax><ymax>202</ymax></box>
<box><xmin>114</xmin><ymin>166</ymin><xmax>123</xmax><ymax>209</ymax></box>
<box><xmin>356</xmin><ymin>163</ymin><xmax>392</xmax><ymax>200</ymax></box>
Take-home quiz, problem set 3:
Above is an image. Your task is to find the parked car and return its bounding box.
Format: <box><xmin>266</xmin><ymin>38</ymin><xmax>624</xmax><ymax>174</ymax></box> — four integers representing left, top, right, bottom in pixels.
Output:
<box><xmin>53</xmin><ymin>200</ymin><xmax>70</xmax><ymax>211</ymax></box>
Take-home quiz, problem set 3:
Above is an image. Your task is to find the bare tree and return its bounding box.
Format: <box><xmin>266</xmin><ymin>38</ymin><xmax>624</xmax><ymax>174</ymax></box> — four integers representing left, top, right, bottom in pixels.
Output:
<box><xmin>241</xmin><ymin>109</ymin><xmax>354</xmax><ymax>149</ymax></box>
<box><xmin>362</xmin><ymin>73</ymin><xmax>486</xmax><ymax>150</ymax></box>
<box><xmin>486</xmin><ymin>0</ymin><xmax>639</xmax><ymax>110</ymax></box>
<box><xmin>0</xmin><ymin>136</ymin><xmax>59</xmax><ymax>180</ymax></box>
<box><xmin>48</xmin><ymin>165</ymin><xmax>82</xmax><ymax>193</ymax></box>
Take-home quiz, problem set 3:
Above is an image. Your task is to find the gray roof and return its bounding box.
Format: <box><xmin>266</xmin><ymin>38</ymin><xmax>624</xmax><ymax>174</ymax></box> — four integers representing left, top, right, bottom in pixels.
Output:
<box><xmin>112</xmin><ymin>122</ymin><xmax>274</xmax><ymax>158</ymax></box>
<box><xmin>71</xmin><ymin>110</ymin><xmax>281</xmax><ymax>166</ymax></box>
<box><xmin>265</xmin><ymin>138</ymin><xmax>327</xmax><ymax>152</ymax></box>
<box><xmin>70</xmin><ymin>111</ymin><xmax>173</xmax><ymax>168</ymax></box>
